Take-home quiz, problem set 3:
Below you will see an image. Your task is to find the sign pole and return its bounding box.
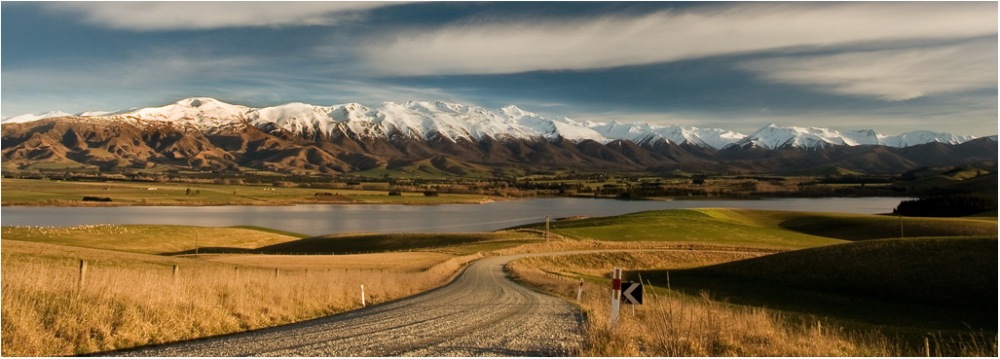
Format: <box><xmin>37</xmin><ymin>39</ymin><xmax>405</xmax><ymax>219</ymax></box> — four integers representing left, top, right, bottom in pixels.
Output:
<box><xmin>577</xmin><ymin>278</ymin><xmax>583</xmax><ymax>302</ymax></box>
<box><xmin>610</xmin><ymin>267</ymin><xmax>622</xmax><ymax>328</ymax></box>
<box><xmin>361</xmin><ymin>284</ymin><xmax>366</xmax><ymax>307</ymax></box>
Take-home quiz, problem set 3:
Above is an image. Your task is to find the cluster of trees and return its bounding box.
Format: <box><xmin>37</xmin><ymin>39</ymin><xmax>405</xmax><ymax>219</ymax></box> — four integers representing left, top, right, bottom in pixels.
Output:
<box><xmin>894</xmin><ymin>195</ymin><xmax>997</xmax><ymax>217</ymax></box>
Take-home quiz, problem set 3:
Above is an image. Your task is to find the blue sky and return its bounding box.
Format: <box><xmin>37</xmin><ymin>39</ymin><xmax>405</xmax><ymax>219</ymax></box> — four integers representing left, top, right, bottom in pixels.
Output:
<box><xmin>2</xmin><ymin>2</ymin><xmax>997</xmax><ymax>136</ymax></box>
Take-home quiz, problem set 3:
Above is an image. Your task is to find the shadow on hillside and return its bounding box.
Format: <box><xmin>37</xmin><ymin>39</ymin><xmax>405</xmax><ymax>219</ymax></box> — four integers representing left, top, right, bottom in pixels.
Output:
<box><xmin>778</xmin><ymin>215</ymin><xmax>998</xmax><ymax>241</ymax></box>
<box><xmin>161</xmin><ymin>247</ymin><xmax>258</xmax><ymax>256</ymax></box>
<box><xmin>638</xmin><ymin>237</ymin><xmax>998</xmax><ymax>336</ymax></box>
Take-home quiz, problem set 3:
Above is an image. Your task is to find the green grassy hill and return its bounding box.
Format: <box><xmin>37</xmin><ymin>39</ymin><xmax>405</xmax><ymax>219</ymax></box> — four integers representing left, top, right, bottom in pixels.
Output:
<box><xmin>523</xmin><ymin>208</ymin><xmax>996</xmax><ymax>248</ymax></box>
<box><xmin>657</xmin><ymin>236</ymin><xmax>997</xmax><ymax>332</ymax></box>
<box><xmin>521</xmin><ymin>208</ymin><xmax>847</xmax><ymax>249</ymax></box>
<box><xmin>687</xmin><ymin>237</ymin><xmax>996</xmax><ymax>307</ymax></box>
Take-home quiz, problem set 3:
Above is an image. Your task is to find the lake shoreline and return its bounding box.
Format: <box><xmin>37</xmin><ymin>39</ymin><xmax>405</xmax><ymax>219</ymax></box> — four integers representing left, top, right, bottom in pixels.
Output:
<box><xmin>1</xmin><ymin>194</ymin><xmax>909</xmax><ymax>208</ymax></box>
<box><xmin>1</xmin><ymin>197</ymin><xmax>911</xmax><ymax>236</ymax></box>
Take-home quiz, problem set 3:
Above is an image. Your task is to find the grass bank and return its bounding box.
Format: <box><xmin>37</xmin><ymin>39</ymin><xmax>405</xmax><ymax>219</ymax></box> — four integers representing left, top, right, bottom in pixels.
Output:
<box><xmin>506</xmin><ymin>209</ymin><xmax>997</xmax><ymax>356</ymax></box>
<box><xmin>508</xmin><ymin>251</ymin><xmax>898</xmax><ymax>356</ymax></box>
<box><xmin>509</xmin><ymin>248</ymin><xmax>997</xmax><ymax>356</ymax></box>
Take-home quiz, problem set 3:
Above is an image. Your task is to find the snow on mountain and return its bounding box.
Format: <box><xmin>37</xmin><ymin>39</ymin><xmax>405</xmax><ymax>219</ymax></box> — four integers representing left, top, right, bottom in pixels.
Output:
<box><xmin>3</xmin><ymin>97</ymin><xmax>985</xmax><ymax>149</ymax></box>
<box><xmin>733</xmin><ymin>124</ymin><xmax>982</xmax><ymax>150</ymax></box>
<box><xmin>77</xmin><ymin>111</ymin><xmax>114</xmax><ymax>117</ymax></box>
<box><xmin>109</xmin><ymin>97</ymin><xmax>252</xmax><ymax>131</ymax></box>
<box><xmin>589</xmin><ymin>121</ymin><xmax>744</xmax><ymax>149</ymax></box>
<box><xmin>735</xmin><ymin>123</ymin><xmax>869</xmax><ymax>149</ymax></box>
<box><xmin>248</xmin><ymin>100</ymin><xmax>607</xmax><ymax>143</ymax></box>
<box><xmin>882</xmin><ymin>131</ymin><xmax>976</xmax><ymax>147</ymax></box>
<box><xmin>2</xmin><ymin>110</ymin><xmax>74</xmax><ymax>124</ymax></box>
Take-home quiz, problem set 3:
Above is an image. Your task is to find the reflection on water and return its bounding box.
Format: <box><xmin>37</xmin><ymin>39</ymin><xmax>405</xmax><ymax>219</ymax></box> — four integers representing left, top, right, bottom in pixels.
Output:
<box><xmin>1</xmin><ymin>197</ymin><xmax>904</xmax><ymax>236</ymax></box>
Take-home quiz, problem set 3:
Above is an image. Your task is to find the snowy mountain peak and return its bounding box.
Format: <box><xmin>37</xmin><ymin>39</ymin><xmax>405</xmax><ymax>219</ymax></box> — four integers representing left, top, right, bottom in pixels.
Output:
<box><xmin>2</xmin><ymin>98</ymin><xmax>985</xmax><ymax>149</ymax></box>
<box><xmin>883</xmin><ymin>130</ymin><xmax>976</xmax><ymax>147</ymax></box>
<box><xmin>733</xmin><ymin>124</ymin><xmax>981</xmax><ymax>150</ymax></box>
<box><xmin>112</xmin><ymin>97</ymin><xmax>251</xmax><ymax>129</ymax></box>
<box><xmin>588</xmin><ymin>121</ymin><xmax>745</xmax><ymax>150</ymax></box>
<box><xmin>499</xmin><ymin>104</ymin><xmax>534</xmax><ymax>119</ymax></box>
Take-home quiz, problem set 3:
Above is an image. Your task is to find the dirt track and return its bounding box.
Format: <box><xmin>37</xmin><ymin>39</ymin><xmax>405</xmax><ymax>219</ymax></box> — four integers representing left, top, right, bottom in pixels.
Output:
<box><xmin>111</xmin><ymin>254</ymin><xmax>586</xmax><ymax>356</ymax></box>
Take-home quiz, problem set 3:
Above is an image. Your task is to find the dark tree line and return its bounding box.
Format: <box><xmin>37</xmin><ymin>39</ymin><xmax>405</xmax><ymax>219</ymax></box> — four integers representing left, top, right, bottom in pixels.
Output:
<box><xmin>894</xmin><ymin>195</ymin><xmax>997</xmax><ymax>217</ymax></box>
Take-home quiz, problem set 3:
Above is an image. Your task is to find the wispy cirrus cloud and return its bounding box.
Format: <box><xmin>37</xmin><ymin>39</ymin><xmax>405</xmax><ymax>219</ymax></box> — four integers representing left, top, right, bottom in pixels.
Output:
<box><xmin>42</xmin><ymin>2</ymin><xmax>396</xmax><ymax>31</ymax></box>
<box><xmin>740</xmin><ymin>40</ymin><xmax>998</xmax><ymax>101</ymax></box>
<box><xmin>360</xmin><ymin>2</ymin><xmax>996</xmax><ymax>76</ymax></box>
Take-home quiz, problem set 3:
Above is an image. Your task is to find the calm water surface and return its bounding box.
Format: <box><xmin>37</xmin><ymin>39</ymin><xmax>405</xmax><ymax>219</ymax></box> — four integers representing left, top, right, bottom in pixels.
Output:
<box><xmin>1</xmin><ymin>197</ymin><xmax>904</xmax><ymax>236</ymax></box>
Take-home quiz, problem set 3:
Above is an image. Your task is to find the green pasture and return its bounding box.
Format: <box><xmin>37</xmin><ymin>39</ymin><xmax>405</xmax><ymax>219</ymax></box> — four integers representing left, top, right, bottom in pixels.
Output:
<box><xmin>519</xmin><ymin>208</ymin><xmax>997</xmax><ymax>249</ymax></box>
<box><xmin>524</xmin><ymin>208</ymin><xmax>845</xmax><ymax>249</ymax></box>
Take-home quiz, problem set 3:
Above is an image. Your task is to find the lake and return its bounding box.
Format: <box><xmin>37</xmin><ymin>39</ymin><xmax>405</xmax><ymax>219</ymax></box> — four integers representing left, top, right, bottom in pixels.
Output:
<box><xmin>0</xmin><ymin>197</ymin><xmax>904</xmax><ymax>236</ymax></box>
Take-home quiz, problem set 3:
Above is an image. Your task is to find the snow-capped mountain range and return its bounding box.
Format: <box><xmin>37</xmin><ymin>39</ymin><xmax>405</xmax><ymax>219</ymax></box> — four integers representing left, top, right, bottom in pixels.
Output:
<box><xmin>1</xmin><ymin>97</ymin><xmax>984</xmax><ymax>150</ymax></box>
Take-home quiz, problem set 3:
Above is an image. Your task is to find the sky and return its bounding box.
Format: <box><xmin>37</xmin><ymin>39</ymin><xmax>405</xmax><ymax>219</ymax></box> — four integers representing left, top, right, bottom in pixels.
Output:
<box><xmin>2</xmin><ymin>1</ymin><xmax>997</xmax><ymax>136</ymax></box>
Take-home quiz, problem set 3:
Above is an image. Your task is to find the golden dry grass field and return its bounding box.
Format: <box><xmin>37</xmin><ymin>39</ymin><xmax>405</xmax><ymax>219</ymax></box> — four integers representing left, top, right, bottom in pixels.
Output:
<box><xmin>0</xmin><ymin>224</ymin><xmax>301</xmax><ymax>254</ymax></box>
<box><xmin>2</xmin><ymin>208</ymin><xmax>995</xmax><ymax>357</ymax></box>
<box><xmin>0</xmin><ymin>238</ymin><xmax>480</xmax><ymax>356</ymax></box>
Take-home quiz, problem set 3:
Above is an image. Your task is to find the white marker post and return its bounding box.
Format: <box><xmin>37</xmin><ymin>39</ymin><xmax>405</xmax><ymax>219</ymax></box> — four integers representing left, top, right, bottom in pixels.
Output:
<box><xmin>545</xmin><ymin>215</ymin><xmax>551</xmax><ymax>241</ymax></box>
<box><xmin>610</xmin><ymin>267</ymin><xmax>622</xmax><ymax>328</ymax></box>
<box><xmin>577</xmin><ymin>278</ymin><xmax>584</xmax><ymax>302</ymax></box>
<box><xmin>361</xmin><ymin>284</ymin><xmax>366</xmax><ymax>307</ymax></box>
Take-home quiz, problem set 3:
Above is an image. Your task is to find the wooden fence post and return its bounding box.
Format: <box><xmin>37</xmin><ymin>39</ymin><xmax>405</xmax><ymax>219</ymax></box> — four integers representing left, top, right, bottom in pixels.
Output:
<box><xmin>172</xmin><ymin>265</ymin><xmax>179</xmax><ymax>283</ymax></box>
<box><xmin>77</xmin><ymin>259</ymin><xmax>88</xmax><ymax>294</ymax></box>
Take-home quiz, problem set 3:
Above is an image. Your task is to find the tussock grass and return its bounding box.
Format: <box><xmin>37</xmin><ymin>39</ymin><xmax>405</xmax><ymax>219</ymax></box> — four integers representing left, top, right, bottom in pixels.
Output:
<box><xmin>1</xmin><ymin>240</ymin><xmax>480</xmax><ymax>356</ymax></box>
<box><xmin>509</xmin><ymin>251</ymin><xmax>998</xmax><ymax>356</ymax></box>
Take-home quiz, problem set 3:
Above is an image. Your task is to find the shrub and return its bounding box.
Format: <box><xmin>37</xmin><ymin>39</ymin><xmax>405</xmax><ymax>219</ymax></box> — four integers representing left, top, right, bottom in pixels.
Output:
<box><xmin>894</xmin><ymin>195</ymin><xmax>997</xmax><ymax>217</ymax></box>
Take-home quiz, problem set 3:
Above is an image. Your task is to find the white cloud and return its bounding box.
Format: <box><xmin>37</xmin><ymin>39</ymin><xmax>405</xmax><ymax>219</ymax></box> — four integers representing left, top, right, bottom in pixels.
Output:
<box><xmin>361</xmin><ymin>2</ymin><xmax>996</xmax><ymax>76</ymax></box>
<box><xmin>741</xmin><ymin>41</ymin><xmax>998</xmax><ymax>101</ymax></box>
<box><xmin>43</xmin><ymin>2</ymin><xmax>395</xmax><ymax>30</ymax></box>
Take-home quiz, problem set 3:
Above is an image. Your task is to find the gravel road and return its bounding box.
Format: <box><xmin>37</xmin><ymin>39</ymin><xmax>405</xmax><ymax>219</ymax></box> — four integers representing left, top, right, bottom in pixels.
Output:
<box><xmin>110</xmin><ymin>254</ymin><xmax>586</xmax><ymax>356</ymax></box>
